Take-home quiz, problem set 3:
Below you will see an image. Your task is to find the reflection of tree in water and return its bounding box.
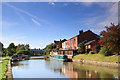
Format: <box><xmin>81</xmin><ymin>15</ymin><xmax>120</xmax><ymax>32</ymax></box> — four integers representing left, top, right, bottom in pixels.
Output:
<box><xmin>12</xmin><ymin>60</ymin><xmax>29</xmax><ymax>70</ymax></box>
<box><xmin>45</xmin><ymin>60</ymin><xmax>64</xmax><ymax>69</ymax></box>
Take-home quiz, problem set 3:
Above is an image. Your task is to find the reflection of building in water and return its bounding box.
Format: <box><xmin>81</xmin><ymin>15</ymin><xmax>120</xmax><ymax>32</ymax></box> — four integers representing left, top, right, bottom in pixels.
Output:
<box><xmin>45</xmin><ymin>61</ymin><xmax>78</xmax><ymax>78</ymax></box>
<box><xmin>73</xmin><ymin>63</ymin><xmax>101</xmax><ymax>78</ymax></box>
<box><xmin>61</xmin><ymin>62</ymin><xmax>78</xmax><ymax>78</ymax></box>
<box><xmin>45</xmin><ymin>60</ymin><xmax>64</xmax><ymax>72</ymax></box>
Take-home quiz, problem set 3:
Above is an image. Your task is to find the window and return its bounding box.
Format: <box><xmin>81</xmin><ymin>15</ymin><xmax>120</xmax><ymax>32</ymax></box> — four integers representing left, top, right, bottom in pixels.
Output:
<box><xmin>88</xmin><ymin>45</ymin><xmax>91</xmax><ymax>49</ymax></box>
<box><xmin>74</xmin><ymin>39</ymin><xmax>76</xmax><ymax>43</ymax></box>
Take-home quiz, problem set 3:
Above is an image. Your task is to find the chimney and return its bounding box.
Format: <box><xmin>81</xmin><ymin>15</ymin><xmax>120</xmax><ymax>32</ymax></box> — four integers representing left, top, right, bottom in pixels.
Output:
<box><xmin>54</xmin><ymin>40</ymin><xmax>56</xmax><ymax>43</ymax></box>
<box><xmin>79</xmin><ymin>30</ymin><xmax>83</xmax><ymax>35</ymax></box>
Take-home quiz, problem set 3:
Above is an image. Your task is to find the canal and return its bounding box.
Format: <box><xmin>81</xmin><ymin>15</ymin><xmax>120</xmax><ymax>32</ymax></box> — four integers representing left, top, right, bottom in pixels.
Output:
<box><xmin>12</xmin><ymin>56</ymin><xmax>119</xmax><ymax>79</ymax></box>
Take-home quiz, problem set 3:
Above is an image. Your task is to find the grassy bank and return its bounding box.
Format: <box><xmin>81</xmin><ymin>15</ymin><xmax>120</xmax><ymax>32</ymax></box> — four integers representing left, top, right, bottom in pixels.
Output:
<box><xmin>0</xmin><ymin>56</ymin><xmax>6</xmax><ymax>59</ymax></box>
<box><xmin>0</xmin><ymin>57</ymin><xmax>11</xmax><ymax>80</ymax></box>
<box><xmin>73</xmin><ymin>54</ymin><xmax>119</xmax><ymax>63</ymax></box>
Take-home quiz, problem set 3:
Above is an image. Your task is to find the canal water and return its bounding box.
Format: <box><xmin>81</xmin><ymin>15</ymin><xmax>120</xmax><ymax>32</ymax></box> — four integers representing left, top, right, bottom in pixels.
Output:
<box><xmin>12</xmin><ymin>56</ymin><xmax>119</xmax><ymax>79</ymax></box>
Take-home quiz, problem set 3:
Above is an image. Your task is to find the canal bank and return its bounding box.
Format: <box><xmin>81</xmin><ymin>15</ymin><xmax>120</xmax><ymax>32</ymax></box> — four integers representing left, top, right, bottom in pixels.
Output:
<box><xmin>73</xmin><ymin>54</ymin><xmax>119</xmax><ymax>69</ymax></box>
<box><xmin>73</xmin><ymin>59</ymin><xmax>118</xmax><ymax>69</ymax></box>
<box><xmin>7</xmin><ymin>58</ymin><xmax>13</xmax><ymax>80</ymax></box>
<box><xmin>11</xmin><ymin>56</ymin><xmax>119</xmax><ymax>79</ymax></box>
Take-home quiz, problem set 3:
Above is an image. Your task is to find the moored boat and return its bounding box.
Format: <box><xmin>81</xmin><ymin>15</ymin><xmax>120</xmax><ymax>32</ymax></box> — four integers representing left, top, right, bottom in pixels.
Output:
<box><xmin>50</xmin><ymin>51</ymin><xmax>72</xmax><ymax>62</ymax></box>
<box><xmin>11</xmin><ymin>55</ymin><xmax>19</xmax><ymax>62</ymax></box>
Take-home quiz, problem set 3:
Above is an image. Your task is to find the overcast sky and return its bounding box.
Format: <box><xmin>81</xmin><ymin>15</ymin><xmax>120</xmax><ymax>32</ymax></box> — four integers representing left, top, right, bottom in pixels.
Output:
<box><xmin>1</xmin><ymin>2</ymin><xmax>118</xmax><ymax>48</ymax></box>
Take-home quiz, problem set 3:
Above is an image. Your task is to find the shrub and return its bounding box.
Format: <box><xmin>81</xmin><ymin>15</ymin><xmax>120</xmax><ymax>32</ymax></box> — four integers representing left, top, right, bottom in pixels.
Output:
<box><xmin>89</xmin><ymin>51</ymin><xmax>95</xmax><ymax>54</ymax></box>
<box><xmin>63</xmin><ymin>55</ymin><xmax>68</xmax><ymax>59</ymax></box>
<box><xmin>77</xmin><ymin>42</ymin><xmax>85</xmax><ymax>54</ymax></box>
<box><xmin>85</xmin><ymin>53</ymin><xmax>88</xmax><ymax>55</ymax></box>
<box><xmin>98</xmin><ymin>47</ymin><xmax>113</xmax><ymax>56</ymax></box>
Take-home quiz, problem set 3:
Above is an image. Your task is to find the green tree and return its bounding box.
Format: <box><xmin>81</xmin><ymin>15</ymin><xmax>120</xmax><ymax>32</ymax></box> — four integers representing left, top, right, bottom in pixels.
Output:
<box><xmin>25</xmin><ymin>44</ymin><xmax>30</xmax><ymax>50</ymax></box>
<box><xmin>44</xmin><ymin>43</ymin><xmax>57</xmax><ymax>55</ymax></box>
<box><xmin>2</xmin><ymin>48</ymin><xmax>7</xmax><ymax>56</ymax></box>
<box><xmin>16</xmin><ymin>44</ymin><xmax>26</xmax><ymax>52</ymax></box>
<box><xmin>17</xmin><ymin>50</ymin><xmax>30</xmax><ymax>55</ymax></box>
<box><xmin>16</xmin><ymin>44</ymin><xmax>30</xmax><ymax>55</ymax></box>
<box><xmin>6</xmin><ymin>43</ymin><xmax>16</xmax><ymax>56</ymax></box>
<box><xmin>0</xmin><ymin>42</ymin><xmax>3</xmax><ymax>56</ymax></box>
<box><xmin>77</xmin><ymin>42</ymin><xmax>85</xmax><ymax>54</ymax></box>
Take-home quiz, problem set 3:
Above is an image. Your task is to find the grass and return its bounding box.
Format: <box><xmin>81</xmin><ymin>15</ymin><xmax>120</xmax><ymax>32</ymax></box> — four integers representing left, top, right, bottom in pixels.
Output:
<box><xmin>0</xmin><ymin>57</ymin><xmax>11</xmax><ymax>80</ymax></box>
<box><xmin>73</xmin><ymin>54</ymin><xmax>119</xmax><ymax>63</ymax></box>
<box><xmin>0</xmin><ymin>56</ymin><xmax>7</xmax><ymax>59</ymax></box>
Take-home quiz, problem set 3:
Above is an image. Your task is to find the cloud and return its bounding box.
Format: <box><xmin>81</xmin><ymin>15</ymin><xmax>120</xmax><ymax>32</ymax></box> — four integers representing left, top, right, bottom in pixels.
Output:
<box><xmin>3</xmin><ymin>3</ymin><xmax>50</xmax><ymax>26</ymax></box>
<box><xmin>81</xmin><ymin>2</ymin><xmax>93</xmax><ymax>6</ymax></box>
<box><xmin>0</xmin><ymin>21</ymin><xmax>17</xmax><ymax>29</ymax></box>
<box><xmin>74</xmin><ymin>2</ymin><xmax>118</xmax><ymax>34</ymax></box>
<box><xmin>16</xmin><ymin>12</ymin><xmax>26</xmax><ymax>22</ymax></box>
<box><xmin>1</xmin><ymin>35</ymin><xmax>26</xmax><ymax>48</ymax></box>
<box><xmin>91</xmin><ymin>3</ymin><xmax>118</xmax><ymax>33</ymax></box>
<box><xmin>2</xmin><ymin>0</ymin><xmax>119</xmax><ymax>2</ymax></box>
<box><xmin>32</xmin><ymin>18</ymin><xmax>41</xmax><ymax>26</ymax></box>
<box><xmin>97</xmin><ymin>3</ymin><xmax>118</xmax><ymax>27</ymax></box>
<box><xmin>48</xmin><ymin>2</ymin><xmax>55</xmax><ymax>5</ymax></box>
<box><xmin>64</xmin><ymin>3</ymin><xmax>68</xmax><ymax>6</ymax></box>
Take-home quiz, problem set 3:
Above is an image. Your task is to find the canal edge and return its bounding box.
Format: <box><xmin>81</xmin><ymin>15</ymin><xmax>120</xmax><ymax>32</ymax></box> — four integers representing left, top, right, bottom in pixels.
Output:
<box><xmin>7</xmin><ymin>58</ymin><xmax>13</xmax><ymax>80</ymax></box>
<box><xmin>73</xmin><ymin>59</ymin><xmax>118</xmax><ymax>69</ymax></box>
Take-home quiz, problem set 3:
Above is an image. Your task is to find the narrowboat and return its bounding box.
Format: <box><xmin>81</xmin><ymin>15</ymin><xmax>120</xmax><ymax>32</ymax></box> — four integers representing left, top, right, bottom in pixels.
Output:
<box><xmin>50</xmin><ymin>50</ymin><xmax>73</xmax><ymax>62</ymax></box>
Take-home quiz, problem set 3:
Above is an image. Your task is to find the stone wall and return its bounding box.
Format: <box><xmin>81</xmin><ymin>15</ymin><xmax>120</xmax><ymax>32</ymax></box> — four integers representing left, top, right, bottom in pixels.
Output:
<box><xmin>73</xmin><ymin>59</ymin><xmax>118</xmax><ymax>69</ymax></box>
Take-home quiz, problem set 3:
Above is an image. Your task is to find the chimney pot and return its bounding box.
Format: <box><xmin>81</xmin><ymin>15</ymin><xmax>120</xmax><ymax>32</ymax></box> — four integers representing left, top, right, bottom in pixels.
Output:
<box><xmin>79</xmin><ymin>30</ymin><xmax>83</xmax><ymax>35</ymax></box>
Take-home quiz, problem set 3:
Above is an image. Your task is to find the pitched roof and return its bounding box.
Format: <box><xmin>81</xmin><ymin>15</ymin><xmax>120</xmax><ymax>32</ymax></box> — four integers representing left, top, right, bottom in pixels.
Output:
<box><xmin>78</xmin><ymin>30</ymin><xmax>99</xmax><ymax>43</ymax></box>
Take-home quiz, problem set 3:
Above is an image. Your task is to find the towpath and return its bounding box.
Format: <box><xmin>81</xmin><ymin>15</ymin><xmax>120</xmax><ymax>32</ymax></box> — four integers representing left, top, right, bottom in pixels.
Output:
<box><xmin>0</xmin><ymin>57</ymin><xmax>7</xmax><ymax>63</ymax></box>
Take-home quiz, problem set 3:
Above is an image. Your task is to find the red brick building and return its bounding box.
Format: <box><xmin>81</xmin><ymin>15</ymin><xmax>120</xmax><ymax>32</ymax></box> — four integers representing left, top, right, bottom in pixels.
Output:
<box><xmin>78</xmin><ymin>30</ymin><xmax>100</xmax><ymax>53</ymax></box>
<box><xmin>54</xmin><ymin>39</ymin><xmax>67</xmax><ymax>49</ymax></box>
<box><xmin>62</xmin><ymin>30</ymin><xmax>100</xmax><ymax>53</ymax></box>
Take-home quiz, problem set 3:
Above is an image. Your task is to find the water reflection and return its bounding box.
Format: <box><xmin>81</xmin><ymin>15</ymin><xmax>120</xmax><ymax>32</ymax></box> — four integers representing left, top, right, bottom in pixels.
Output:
<box><xmin>12</xmin><ymin>57</ymin><xmax>118</xmax><ymax>79</ymax></box>
<box><xmin>45</xmin><ymin>60</ymin><xmax>118</xmax><ymax>79</ymax></box>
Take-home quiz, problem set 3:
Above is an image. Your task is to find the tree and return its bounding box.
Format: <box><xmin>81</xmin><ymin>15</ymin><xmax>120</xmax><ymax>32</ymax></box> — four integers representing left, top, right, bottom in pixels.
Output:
<box><xmin>16</xmin><ymin>44</ymin><xmax>28</xmax><ymax>52</ymax></box>
<box><xmin>77</xmin><ymin>42</ymin><xmax>85</xmax><ymax>53</ymax></box>
<box><xmin>6</xmin><ymin>43</ymin><xmax>16</xmax><ymax>56</ymax></box>
<box><xmin>0</xmin><ymin>42</ymin><xmax>3</xmax><ymax>56</ymax></box>
<box><xmin>99</xmin><ymin>23</ymin><xmax>120</xmax><ymax>55</ymax></box>
<box><xmin>44</xmin><ymin>43</ymin><xmax>57</xmax><ymax>55</ymax></box>
<box><xmin>17</xmin><ymin>50</ymin><xmax>30</xmax><ymax>55</ymax></box>
<box><xmin>2</xmin><ymin>48</ymin><xmax>7</xmax><ymax>56</ymax></box>
<box><xmin>25</xmin><ymin>44</ymin><xmax>30</xmax><ymax>50</ymax></box>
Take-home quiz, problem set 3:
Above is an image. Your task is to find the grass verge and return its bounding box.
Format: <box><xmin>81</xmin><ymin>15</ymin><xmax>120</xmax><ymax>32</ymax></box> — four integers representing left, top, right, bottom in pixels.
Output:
<box><xmin>0</xmin><ymin>56</ymin><xmax>6</xmax><ymax>59</ymax></box>
<box><xmin>0</xmin><ymin>57</ymin><xmax>11</xmax><ymax>80</ymax></box>
<box><xmin>73</xmin><ymin>54</ymin><xmax>119</xmax><ymax>63</ymax></box>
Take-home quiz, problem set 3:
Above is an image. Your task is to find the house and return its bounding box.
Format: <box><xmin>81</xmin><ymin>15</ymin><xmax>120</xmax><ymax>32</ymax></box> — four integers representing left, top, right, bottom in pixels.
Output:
<box><xmin>85</xmin><ymin>40</ymin><xmax>100</xmax><ymax>53</ymax></box>
<box><xmin>62</xmin><ymin>30</ymin><xmax>100</xmax><ymax>53</ymax></box>
<box><xmin>78</xmin><ymin>30</ymin><xmax>100</xmax><ymax>53</ymax></box>
<box><xmin>54</xmin><ymin>39</ymin><xmax>67</xmax><ymax>49</ymax></box>
<box><xmin>50</xmin><ymin>29</ymin><xmax>100</xmax><ymax>60</ymax></box>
